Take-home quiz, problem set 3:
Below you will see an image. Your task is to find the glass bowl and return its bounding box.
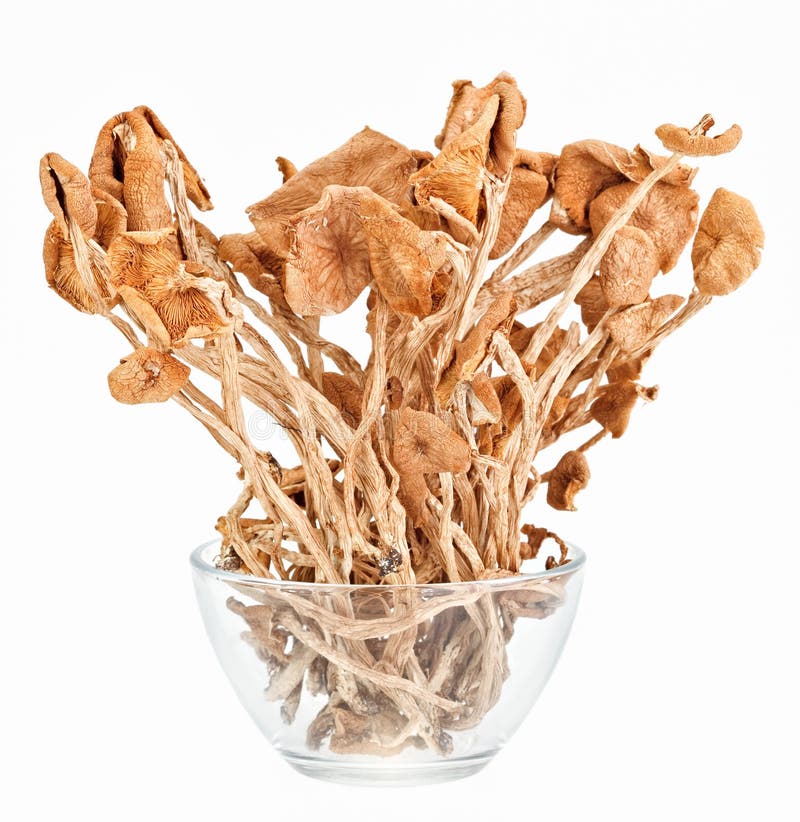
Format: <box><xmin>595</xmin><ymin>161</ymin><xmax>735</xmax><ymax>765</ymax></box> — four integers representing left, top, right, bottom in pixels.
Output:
<box><xmin>191</xmin><ymin>541</ymin><xmax>585</xmax><ymax>786</ymax></box>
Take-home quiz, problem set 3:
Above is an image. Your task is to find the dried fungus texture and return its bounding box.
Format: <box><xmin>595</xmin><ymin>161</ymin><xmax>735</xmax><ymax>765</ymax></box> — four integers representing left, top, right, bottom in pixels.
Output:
<box><xmin>39</xmin><ymin>80</ymin><xmax>763</xmax><ymax>759</ymax></box>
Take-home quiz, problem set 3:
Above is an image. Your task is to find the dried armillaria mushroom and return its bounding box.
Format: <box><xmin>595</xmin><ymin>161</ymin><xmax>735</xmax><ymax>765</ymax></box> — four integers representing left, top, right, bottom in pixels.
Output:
<box><xmin>39</xmin><ymin>77</ymin><xmax>764</xmax><ymax>759</ymax></box>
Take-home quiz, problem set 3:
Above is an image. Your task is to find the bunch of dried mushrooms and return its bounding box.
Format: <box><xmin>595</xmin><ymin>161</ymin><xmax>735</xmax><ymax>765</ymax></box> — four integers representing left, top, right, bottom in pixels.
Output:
<box><xmin>40</xmin><ymin>77</ymin><xmax>763</xmax><ymax>757</ymax></box>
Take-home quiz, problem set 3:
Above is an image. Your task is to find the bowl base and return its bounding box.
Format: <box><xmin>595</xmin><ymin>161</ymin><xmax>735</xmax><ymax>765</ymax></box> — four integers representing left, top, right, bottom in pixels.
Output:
<box><xmin>283</xmin><ymin>750</ymin><xmax>497</xmax><ymax>787</ymax></box>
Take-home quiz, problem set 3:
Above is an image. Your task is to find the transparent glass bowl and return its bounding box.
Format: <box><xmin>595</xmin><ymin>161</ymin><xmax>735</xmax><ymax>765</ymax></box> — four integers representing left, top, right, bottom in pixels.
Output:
<box><xmin>191</xmin><ymin>542</ymin><xmax>585</xmax><ymax>786</ymax></box>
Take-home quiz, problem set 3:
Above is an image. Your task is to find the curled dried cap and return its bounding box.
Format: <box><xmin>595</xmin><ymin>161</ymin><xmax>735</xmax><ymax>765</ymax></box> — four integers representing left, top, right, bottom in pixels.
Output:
<box><xmin>247</xmin><ymin>127</ymin><xmax>424</xmax><ymax>258</ymax></box>
<box><xmin>321</xmin><ymin>372</ymin><xmax>363</xmax><ymax>428</ymax></box>
<box><xmin>92</xmin><ymin>187</ymin><xmax>127</xmax><ymax>250</ymax></box>
<box><xmin>589</xmin><ymin>181</ymin><xmax>699</xmax><ymax>273</ymax></box>
<box><xmin>656</xmin><ymin>121</ymin><xmax>742</xmax><ymax>156</ymax></box>
<box><xmin>550</xmin><ymin>141</ymin><xmax>696</xmax><ymax>235</ymax></box>
<box><xmin>89</xmin><ymin>109</ymin><xmax>173</xmax><ymax>232</ymax></box>
<box><xmin>547</xmin><ymin>451</ymin><xmax>590</xmax><ymax>511</ymax></box>
<box><xmin>436</xmin><ymin>292</ymin><xmax>516</xmax><ymax>404</ymax></box>
<box><xmin>606</xmin><ymin>294</ymin><xmax>684</xmax><ymax>352</ymax></box>
<box><xmin>468</xmin><ymin>372</ymin><xmax>502</xmax><ymax>425</ymax></box>
<box><xmin>39</xmin><ymin>153</ymin><xmax>97</xmax><ymax>238</ymax></box>
<box><xmin>410</xmin><ymin>96</ymin><xmax>498</xmax><ymax>227</ymax></box>
<box><xmin>284</xmin><ymin>185</ymin><xmax>449</xmax><ymax>317</ymax></box>
<box><xmin>599</xmin><ymin>226</ymin><xmax>659</xmax><ymax>307</ymax></box>
<box><xmin>42</xmin><ymin>221</ymin><xmax>112</xmax><ymax>314</ymax></box>
<box><xmin>692</xmin><ymin>188</ymin><xmax>764</xmax><ymax>296</ymax></box>
<box><xmin>434</xmin><ymin>73</ymin><xmax>526</xmax><ymax>177</ymax></box>
<box><xmin>490</xmin><ymin>150</ymin><xmax>556</xmax><ymax>259</ymax></box>
<box><xmin>392</xmin><ymin>408</ymin><xmax>472</xmax><ymax>525</ymax></box>
<box><xmin>132</xmin><ymin>106</ymin><xmax>213</xmax><ymax>210</ymax></box>
<box><xmin>574</xmin><ymin>276</ymin><xmax>609</xmax><ymax>331</ymax></box>
<box><xmin>108</xmin><ymin>229</ymin><xmax>240</xmax><ymax>347</ymax></box>
<box><xmin>590</xmin><ymin>380</ymin><xmax>657</xmax><ymax>438</ymax></box>
<box><xmin>107</xmin><ymin>347</ymin><xmax>190</xmax><ymax>404</ymax></box>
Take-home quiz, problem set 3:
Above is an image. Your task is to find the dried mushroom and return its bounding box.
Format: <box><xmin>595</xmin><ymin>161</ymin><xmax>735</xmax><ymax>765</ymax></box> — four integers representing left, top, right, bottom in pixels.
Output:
<box><xmin>692</xmin><ymin>188</ymin><xmax>764</xmax><ymax>296</ymax></box>
<box><xmin>599</xmin><ymin>226</ymin><xmax>659</xmax><ymax>307</ymax></box>
<box><xmin>589</xmin><ymin>181</ymin><xmax>699</xmax><ymax>273</ymax></box>
<box><xmin>108</xmin><ymin>347</ymin><xmax>190</xmax><ymax>404</ymax></box>
<box><xmin>40</xmin><ymin>87</ymin><xmax>765</xmax><ymax>761</ymax></box>
<box><xmin>547</xmin><ymin>451</ymin><xmax>590</xmax><ymax>511</ymax></box>
<box><xmin>656</xmin><ymin>121</ymin><xmax>742</xmax><ymax>156</ymax></box>
<box><xmin>606</xmin><ymin>295</ymin><xmax>684</xmax><ymax>352</ymax></box>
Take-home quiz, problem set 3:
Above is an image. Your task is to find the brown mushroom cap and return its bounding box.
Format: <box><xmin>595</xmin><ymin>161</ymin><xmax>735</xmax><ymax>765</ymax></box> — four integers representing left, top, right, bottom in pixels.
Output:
<box><xmin>283</xmin><ymin>185</ymin><xmax>449</xmax><ymax>317</ymax></box>
<box><xmin>89</xmin><ymin>110</ymin><xmax>173</xmax><ymax>232</ymax></box>
<box><xmin>107</xmin><ymin>347</ymin><xmax>190</xmax><ymax>404</ymax></box>
<box><xmin>392</xmin><ymin>407</ymin><xmax>472</xmax><ymax>525</ymax></box>
<box><xmin>108</xmin><ymin>228</ymin><xmax>239</xmax><ymax>346</ymax></box>
<box><xmin>490</xmin><ymin>150</ymin><xmax>556</xmax><ymax>259</ymax></box>
<box><xmin>547</xmin><ymin>450</ymin><xmax>590</xmax><ymax>511</ymax></box>
<box><xmin>607</xmin><ymin>352</ymin><xmax>651</xmax><ymax>383</ymax></box>
<box><xmin>469</xmin><ymin>372</ymin><xmax>503</xmax><ymax>424</ymax></box>
<box><xmin>599</xmin><ymin>226</ymin><xmax>659</xmax><ymax>307</ymax></box>
<box><xmin>692</xmin><ymin>188</ymin><xmax>764</xmax><ymax>296</ymax></box>
<box><xmin>434</xmin><ymin>73</ymin><xmax>527</xmax><ymax>178</ymax></box>
<box><xmin>574</xmin><ymin>276</ymin><xmax>609</xmax><ymax>331</ymax></box>
<box><xmin>410</xmin><ymin>96</ymin><xmax>498</xmax><ymax>226</ymax></box>
<box><xmin>606</xmin><ymin>294</ymin><xmax>684</xmax><ymax>352</ymax></box>
<box><xmin>132</xmin><ymin>105</ymin><xmax>213</xmax><ymax>210</ymax></box>
<box><xmin>39</xmin><ymin>153</ymin><xmax>97</xmax><ymax>238</ymax></box>
<box><xmin>42</xmin><ymin>221</ymin><xmax>112</xmax><ymax>314</ymax></box>
<box><xmin>656</xmin><ymin>122</ymin><xmax>742</xmax><ymax>157</ymax></box>
<box><xmin>92</xmin><ymin>187</ymin><xmax>127</xmax><ymax>250</ymax></box>
<box><xmin>590</xmin><ymin>380</ymin><xmax>657</xmax><ymax>438</ymax></box>
<box><xmin>589</xmin><ymin>181</ymin><xmax>699</xmax><ymax>273</ymax></box>
<box><xmin>436</xmin><ymin>292</ymin><xmax>516</xmax><ymax>404</ymax></box>
<box><xmin>247</xmin><ymin>127</ymin><xmax>424</xmax><ymax>258</ymax></box>
<box><xmin>321</xmin><ymin>372</ymin><xmax>363</xmax><ymax>428</ymax></box>
<box><xmin>550</xmin><ymin>141</ymin><xmax>696</xmax><ymax>235</ymax></box>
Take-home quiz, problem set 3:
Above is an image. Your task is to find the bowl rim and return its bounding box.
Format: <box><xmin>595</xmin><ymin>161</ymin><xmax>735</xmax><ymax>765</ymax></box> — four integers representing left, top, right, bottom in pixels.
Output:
<box><xmin>190</xmin><ymin>539</ymin><xmax>586</xmax><ymax>591</ymax></box>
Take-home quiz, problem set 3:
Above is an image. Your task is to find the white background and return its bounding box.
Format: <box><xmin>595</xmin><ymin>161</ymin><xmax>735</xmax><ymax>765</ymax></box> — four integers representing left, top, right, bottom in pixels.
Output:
<box><xmin>1</xmin><ymin>1</ymin><xmax>798</xmax><ymax>819</ymax></box>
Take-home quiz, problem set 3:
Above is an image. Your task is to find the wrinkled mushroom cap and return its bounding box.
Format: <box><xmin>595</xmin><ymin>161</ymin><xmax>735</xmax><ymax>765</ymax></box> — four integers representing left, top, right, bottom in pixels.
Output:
<box><xmin>606</xmin><ymin>294</ymin><xmax>684</xmax><ymax>352</ymax></box>
<box><xmin>656</xmin><ymin>122</ymin><xmax>742</xmax><ymax>157</ymax></box>
<box><xmin>589</xmin><ymin>181</ymin><xmax>699</xmax><ymax>273</ymax></box>
<box><xmin>468</xmin><ymin>372</ymin><xmax>503</xmax><ymax>424</ymax></box>
<box><xmin>574</xmin><ymin>276</ymin><xmax>609</xmax><ymax>331</ymax></box>
<box><xmin>590</xmin><ymin>380</ymin><xmax>656</xmax><ymax>438</ymax></box>
<box><xmin>107</xmin><ymin>347</ymin><xmax>190</xmax><ymax>404</ymax></box>
<box><xmin>392</xmin><ymin>408</ymin><xmax>472</xmax><ymax>525</ymax></box>
<box><xmin>39</xmin><ymin>153</ymin><xmax>97</xmax><ymax>238</ymax></box>
<box><xmin>599</xmin><ymin>225</ymin><xmax>659</xmax><ymax>307</ymax></box>
<box><xmin>321</xmin><ymin>372</ymin><xmax>363</xmax><ymax>428</ymax></box>
<box><xmin>692</xmin><ymin>188</ymin><xmax>764</xmax><ymax>296</ymax></box>
<box><xmin>547</xmin><ymin>450</ymin><xmax>590</xmax><ymax>511</ymax></box>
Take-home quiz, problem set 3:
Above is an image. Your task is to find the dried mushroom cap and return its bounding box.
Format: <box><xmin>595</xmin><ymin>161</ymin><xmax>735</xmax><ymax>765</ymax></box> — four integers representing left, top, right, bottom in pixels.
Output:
<box><xmin>284</xmin><ymin>185</ymin><xmax>449</xmax><ymax>317</ymax></box>
<box><xmin>275</xmin><ymin>156</ymin><xmax>297</xmax><ymax>182</ymax></box>
<box><xmin>692</xmin><ymin>188</ymin><xmax>764</xmax><ymax>296</ymax></box>
<box><xmin>39</xmin><ymin>153</ymin><xmax>97</xmax><ymax>238</ymax></box>
<box><xmin>393</xmin><ymin>408</ymin><xmax>471</xmax><ymax>524</ymax></box>
<box><xmin>218</xmin><ymin>230</ymin><xmax>285</xmax><ymax>297</ymax></box>
<box><xmin>107</xmin><ymin>347</ymin><xmax>190</xmax><ymax>404</ymax></box>
<box><xmin>599</xmin><ymin>226</ymin><xmax>659</xmax><ymax>307</ymax></box>
<box><xmin>606</xmin><ymin>294</ymin><xmax>683</xmax><ymax>352</ymax></box>
<box><xmin>589</xmin><ymin>181</ymin><xmax>699</xmax><ymax>273</ymax></box>
<box><xmin>89</xmin><ymin>109</ymin><xmax>173</xmax><ymax>232</ymax></box>
<box><xmin>510</xmin><ymin>323</ymin><xmax>567</xmax><ymax>373</ymax></box>
<box><xmin>490</xmin><ymin>150</ymin><xmax>556</xmax><ymax>259</ymax></box>
<box><xmin>359</xmin><ymin>193</ymin><xmax>449</xmax><ymax>317</ymax></box>
<box><xmin>574</xmin><ymin>276</ymin><xmax>609</xmax><ymax>331</ymax></box>
<box><xmin>410</xmin><ymin>96</ymin><xmax>498</xmax><ymax>226</ymax></box>
<box><xmin>247</xmin><ymin>127</ymin><xmax>424</xmax><ymax>255</ymax></box>
<box><xmin>132</xmin><ymin>105</ymin><xmax>213</xmax><ymax>210</ymax></box>
<box><xmin>550</xmin><ymin>141</ymin><xmax>695</xmax><ymax>235</ymax></box>
<box><xmin>437</xmin><ymin>292</ymin><xmax>516</xmax><ymax>403</ymax></box>
<box><xmin>321</xmin><ymin>372</ymin><xmax>363</xmax><ymax>428</ymax></box>
<box><xmin>108</xmin><ymin>228</ymin><xmax>240</xmax><ymax>346</ymax></box>
<box><xmin>547</xmin><ymin>450</ymin><xmax>590</xmax><ymax>511</ymax></box>
<box><xmin>607</xmin><ymin>352</ymin><xmax>651</xmax><ymax>383</ymax></box>
<box><xmin>43</xmin><ymin>221</ymin><xmax>112</xmax><ymax>314</ymax></box>
<box><xmin>590</xmin><ymin>380</ymin><xmax>657</xmax><ymax>438</ymax></box>
<box><xmin>284</xmin><ymin>186</ymin><xmax>372</xmax><ymax>315</ymax></box>
<box><xmin>468</xmin><ymin>372</ymin><xmax>502</xmax><ymax>424</ymax></box>
<box><xmin>434</xmin><ymin>73</ymin><xmax>526</xmax><ymax>177</ymax></box>
<box><xmin>656</xmin><ymin>122</ymin><xmax>742</xmax><ymax>156</ymax></box>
